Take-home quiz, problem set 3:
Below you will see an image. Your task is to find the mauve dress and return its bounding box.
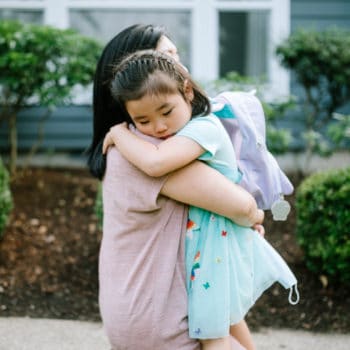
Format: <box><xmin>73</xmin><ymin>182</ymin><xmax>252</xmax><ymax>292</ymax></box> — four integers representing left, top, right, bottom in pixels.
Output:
<box><xmin>99</xmin><ymin>146</ymin><xmax>200</xmax><ymax>350</ymax></box>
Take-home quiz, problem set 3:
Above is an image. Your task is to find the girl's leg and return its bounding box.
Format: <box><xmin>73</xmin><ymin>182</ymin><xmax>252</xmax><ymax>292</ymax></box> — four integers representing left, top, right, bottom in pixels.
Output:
<box><xmin>200</xmin><ymin>336</ymin><xmax>232</xmax><ymax>350</ymax></box>
<box><xmin>230</xmin><ymin>320</ymin><xmax>255</xmax><ymax>350</ymax></box>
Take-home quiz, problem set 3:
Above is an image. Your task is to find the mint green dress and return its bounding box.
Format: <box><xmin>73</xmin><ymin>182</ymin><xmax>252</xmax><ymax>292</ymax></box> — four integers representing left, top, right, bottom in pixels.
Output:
<box><xmin>177</xmin><ymin>114</ymin><xmax>298</xmax><ymax>339</ymax></box>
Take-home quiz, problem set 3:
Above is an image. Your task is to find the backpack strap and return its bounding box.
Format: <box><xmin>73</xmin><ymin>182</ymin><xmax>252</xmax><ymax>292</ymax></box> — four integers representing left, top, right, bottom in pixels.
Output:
<box><xmin>211</xmin><ymin>98</ymin><xmax>236</xmax><ymax>119</ymax></box>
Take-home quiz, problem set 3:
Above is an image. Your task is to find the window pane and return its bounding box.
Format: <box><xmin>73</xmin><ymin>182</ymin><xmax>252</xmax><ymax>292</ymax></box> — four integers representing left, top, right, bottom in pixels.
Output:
<box><xmin>219</xmin><ymin>11</ymin><xmax>268</xmax><ymax>78</ymax></box>
<box><xmin>69</xmin><ymin>9</ymin><xmax>191</xmax><ymax>69</ymax></box>
<box><xmin>0</xmin><ymin>9</ymin><xmax>43</xmax><ymax>24</ymax></box>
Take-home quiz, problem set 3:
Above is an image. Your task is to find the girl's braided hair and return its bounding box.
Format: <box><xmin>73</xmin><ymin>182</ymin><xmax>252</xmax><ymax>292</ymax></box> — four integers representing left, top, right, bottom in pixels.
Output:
<box><xmin>110</xmin><ymin>50</ymin><xmax>211</xmax><ymax>117</ymax></box>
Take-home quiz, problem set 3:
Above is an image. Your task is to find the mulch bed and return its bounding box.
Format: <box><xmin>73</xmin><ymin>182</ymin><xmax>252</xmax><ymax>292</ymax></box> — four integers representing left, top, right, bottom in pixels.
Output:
<box><xmin>0</xmin><ymin>167</ymin><xmax>349</xmax><ymax>333</ymax></box>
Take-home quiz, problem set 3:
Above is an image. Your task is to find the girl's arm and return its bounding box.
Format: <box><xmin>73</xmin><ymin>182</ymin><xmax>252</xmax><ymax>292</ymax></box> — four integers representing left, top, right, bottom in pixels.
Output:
<box><xmin>104</xmin><ymin>123</ymin><xmax>264</xmax><ymax>228</ymax></box>
<box><xmin>161</xmin><ymin>160</ymin><xmax>264</xmax><ymax>227</ymax></box>
<box><xmin>103</xmin><ymin>122</ymin><xmax>205</xmax><ymax>177</ymax></box>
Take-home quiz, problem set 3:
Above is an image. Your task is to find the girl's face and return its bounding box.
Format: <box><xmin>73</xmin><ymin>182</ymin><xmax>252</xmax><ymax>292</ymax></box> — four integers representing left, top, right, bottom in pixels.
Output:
<box><xmin>126</xmin><ymin>92</ymin><xmax>192</xmax><ymax>139</ymax></box>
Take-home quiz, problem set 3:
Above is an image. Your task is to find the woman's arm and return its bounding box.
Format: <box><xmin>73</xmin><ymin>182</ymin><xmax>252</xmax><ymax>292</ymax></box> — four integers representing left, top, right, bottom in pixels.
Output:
<box><xmin>161</xmin><ymin>161</ymin><xmax>264</xmax><ymax>227</ymax></box>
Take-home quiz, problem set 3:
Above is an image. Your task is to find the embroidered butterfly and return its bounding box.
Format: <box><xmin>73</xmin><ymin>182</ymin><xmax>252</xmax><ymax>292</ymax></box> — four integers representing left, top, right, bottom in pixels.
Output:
<box><xmin>194</xmin><ymin>328</ymin><xmax>201</xmax><ymax>335</ymax></box>
<box><xmin>203</xmin><ymin>282</ymin><xmax>210</xmax><ymax>289</ymax></box>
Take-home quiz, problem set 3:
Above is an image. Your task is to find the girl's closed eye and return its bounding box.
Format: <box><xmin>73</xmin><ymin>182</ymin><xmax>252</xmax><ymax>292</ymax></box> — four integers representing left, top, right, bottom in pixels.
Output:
<box><xmin>163</xmin><ymin>108</ymin><xmax>173</xmax><ymax>116</ymax></box>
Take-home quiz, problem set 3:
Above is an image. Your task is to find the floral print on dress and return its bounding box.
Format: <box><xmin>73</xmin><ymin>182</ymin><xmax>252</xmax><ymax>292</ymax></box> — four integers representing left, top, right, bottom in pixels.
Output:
<box><xmin>186</xmin><ymin>219</ymin><xmax>197</xmax><ymax>240</ymax></box>
<box><xmin>190</xmin><ymin>251</ymin><xmax>201</xmax><ymax>288</ymax></box>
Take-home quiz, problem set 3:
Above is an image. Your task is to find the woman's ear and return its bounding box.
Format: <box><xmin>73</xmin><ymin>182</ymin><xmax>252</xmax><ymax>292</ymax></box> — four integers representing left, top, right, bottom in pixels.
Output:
<box><xmin>183</xmin><ymin>79</ymin><xmax>194</xmax><ymax>102</ymax></box>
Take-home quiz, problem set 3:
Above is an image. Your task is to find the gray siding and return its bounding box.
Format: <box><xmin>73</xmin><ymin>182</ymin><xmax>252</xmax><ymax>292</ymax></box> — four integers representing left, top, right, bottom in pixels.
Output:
<box><xmin>290</xmin><ymin>0</ymin><xmax>350</xmax><ymax>105</ymax></box>
<box><xmin>291</xmin><ymin>0</ymin><xmax>350</xmax><ymax>31</ymax></box>
<box><xmin>0</xmin><ymin>106</ymin><xmax>92</xmax><ymax>152</ymax></box>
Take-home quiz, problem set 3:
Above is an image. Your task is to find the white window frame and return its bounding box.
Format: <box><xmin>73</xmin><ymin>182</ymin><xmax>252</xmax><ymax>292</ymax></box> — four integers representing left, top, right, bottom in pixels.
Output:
<box><xmin>0</xmin><ymin>0</ymin><xmax>290</xmax><ymax>98</ymax></box>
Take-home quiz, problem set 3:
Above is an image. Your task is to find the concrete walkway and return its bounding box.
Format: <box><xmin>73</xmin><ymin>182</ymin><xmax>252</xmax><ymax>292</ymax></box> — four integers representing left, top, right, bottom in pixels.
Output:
<box><xmin>0</xmin><ymin>317</ymin><xmax>349</xmax><ymax>350</ymax></box>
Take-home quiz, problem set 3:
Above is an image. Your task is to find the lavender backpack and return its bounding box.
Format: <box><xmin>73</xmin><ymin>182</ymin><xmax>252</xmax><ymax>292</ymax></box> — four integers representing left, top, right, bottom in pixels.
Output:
<box><xmin>211</xmin><ymin>91</ymin><xmax>294</xmax><ymax>220</ymax></box>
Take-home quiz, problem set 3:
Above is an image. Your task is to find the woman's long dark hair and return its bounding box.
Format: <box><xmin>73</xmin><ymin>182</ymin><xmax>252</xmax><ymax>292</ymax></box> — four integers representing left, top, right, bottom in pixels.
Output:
<box><xmin>86</xmin><ymin>24</ymin><xmax>168</xmax><ymax>179</ymax></box>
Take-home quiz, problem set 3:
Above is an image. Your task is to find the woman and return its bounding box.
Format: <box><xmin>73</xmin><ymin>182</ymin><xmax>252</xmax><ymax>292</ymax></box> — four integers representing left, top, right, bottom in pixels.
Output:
<box><xmin>87</xmin><ymin>24</ymin><xmax>260</xmax><ymax>349</ymax></box>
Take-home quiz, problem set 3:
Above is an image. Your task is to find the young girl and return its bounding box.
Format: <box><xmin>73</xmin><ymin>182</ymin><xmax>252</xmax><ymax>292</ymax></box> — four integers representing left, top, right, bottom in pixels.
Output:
<box><xmin>103</xmin><ymin>50</ymin><xmax>298</xmax><ymax>350</ymax></box>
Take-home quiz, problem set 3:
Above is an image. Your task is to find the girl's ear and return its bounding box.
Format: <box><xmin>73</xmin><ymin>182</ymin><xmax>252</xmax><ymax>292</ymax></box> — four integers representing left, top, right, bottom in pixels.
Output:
<box><xmin>183</xmin><ymin>79</ymin><xmax>194</xmax><ymax>102</ymax></box>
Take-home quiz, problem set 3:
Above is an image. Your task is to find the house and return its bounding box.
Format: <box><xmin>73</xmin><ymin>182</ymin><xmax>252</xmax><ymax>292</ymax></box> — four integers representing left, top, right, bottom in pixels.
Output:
<box><xmin>0</xmin><ymin>0</ymin><xmax>349</xmax><ymax>154</ymax></box>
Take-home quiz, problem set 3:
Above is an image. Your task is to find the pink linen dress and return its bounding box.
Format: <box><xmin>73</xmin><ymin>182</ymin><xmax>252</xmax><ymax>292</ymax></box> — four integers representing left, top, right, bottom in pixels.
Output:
<box><xmin>99</xmin><ymin>146</ymin><xmax>200</xmax><ymax>350</ymax></box>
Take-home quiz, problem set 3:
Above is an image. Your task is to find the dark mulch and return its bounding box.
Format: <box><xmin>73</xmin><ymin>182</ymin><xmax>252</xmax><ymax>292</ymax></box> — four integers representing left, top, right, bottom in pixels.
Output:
<box><xmin>0</xmin><ymin>167</ymin><xmax>349</xmax><ymax>333</ymax></box>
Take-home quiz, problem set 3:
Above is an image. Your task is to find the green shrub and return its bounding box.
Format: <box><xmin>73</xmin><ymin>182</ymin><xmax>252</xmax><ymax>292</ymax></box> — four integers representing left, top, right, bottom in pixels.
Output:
<box><xmin>276</xmin><ymin>28</ymin><xmax>350</xmax><ymax>165</ymax></box>
<box><xmin>295</xmin><ymin>167</ymin><xmax>350</xmax><ymax>284</ymax></box>
<box><xmin>0</xmin><ymin>20</ymin><xmax>103</xmax><ymax>173</ymax></box>
<box><xmin>0</xmin><ymin>158</ymin><xmax>13</xmax><ymax>238</ymax></box>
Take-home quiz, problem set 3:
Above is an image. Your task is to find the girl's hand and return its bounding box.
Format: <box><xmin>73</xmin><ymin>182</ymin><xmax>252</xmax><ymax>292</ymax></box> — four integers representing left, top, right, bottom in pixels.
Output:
<box><xmin>256</xmin><ymin>209</ymin><xmax>264</xmax><ymax>225</ymax></box>
<box><xmin>252</xmin><ymin>209</ymin><xmax>265</xmax><ymax>236</ymax></box>
<box><xmin>253</xmin><ymin>224</ymin><xmax>265</xmax><ymax>237</ymax></box>
<box><xmin>102</xmin><ymin>122</ymin><xmax>128</xmax><ymax>154</ymax></box>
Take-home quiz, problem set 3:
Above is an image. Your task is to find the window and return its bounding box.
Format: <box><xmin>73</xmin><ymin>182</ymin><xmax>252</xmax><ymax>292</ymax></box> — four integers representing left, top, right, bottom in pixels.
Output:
<box><xmin>219</xmin><ymin>11</ymin><xmax>268</xmax><ymax>79</ymax></box>
<box><xmin>69</xmin><ymin>9</ymin><xmax>191</xmax><ymax>69</ymax></box>
<box><xmin>0</xmin><ymin>0</ymin><xmax>290</xmax><ymax>98</ymax></box>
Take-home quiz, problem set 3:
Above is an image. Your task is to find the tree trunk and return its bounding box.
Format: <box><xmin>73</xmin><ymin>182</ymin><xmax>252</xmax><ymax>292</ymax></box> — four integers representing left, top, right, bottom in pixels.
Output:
<box><xmin>9</xmin><ymin>113</ymin><xmax>17</xmax><ymax>175</ymax></box>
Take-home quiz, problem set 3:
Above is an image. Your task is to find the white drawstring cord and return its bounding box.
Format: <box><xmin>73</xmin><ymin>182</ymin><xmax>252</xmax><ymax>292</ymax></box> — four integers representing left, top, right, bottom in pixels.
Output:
<box><xmin>288</xmin><ymin>284</ymin><xmax>300</xmax><ymax>305</ymax></box>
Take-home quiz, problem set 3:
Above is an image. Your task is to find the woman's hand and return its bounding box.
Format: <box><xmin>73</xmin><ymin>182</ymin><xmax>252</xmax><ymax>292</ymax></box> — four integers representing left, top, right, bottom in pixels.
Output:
<box><xmin>102</xmin><ymin>122</ymin><xmax>128</xmax><ymax>154</ymax></box>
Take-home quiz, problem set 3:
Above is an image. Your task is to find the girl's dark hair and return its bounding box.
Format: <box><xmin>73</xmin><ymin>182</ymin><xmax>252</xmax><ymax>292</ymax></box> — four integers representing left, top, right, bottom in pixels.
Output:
<box><xmin>87</xmin><ymin>24</ymin><xmax>168</xmax><ymax>180</ymax></box>
<box><xmin>110</xmin><ymin>50</ymin><xmax>210</xmax><ymax>118</ymax></box>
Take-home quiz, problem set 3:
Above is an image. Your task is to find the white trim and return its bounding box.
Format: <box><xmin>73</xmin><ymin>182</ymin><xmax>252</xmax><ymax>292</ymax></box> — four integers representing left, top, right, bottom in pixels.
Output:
<box><xmin>0</xmin><ymin>0</ymin><xmax>195</xmax><ymax>10</ymax></box>
<box><xmin>68</xmin><ymin>1</ymin><xmax>194</xmax><ymax>10</ymax></box>
<box><xmin>269</xmin><ymin>0</ymin><xmax>290</xmax><ymax>98</ymax></box>
<box><xmin>191</xmin><ymin>0</ymin><xmax>218</xmax><ymax>81</ymax></box>
<box><xmin>214</xmin><ymin>1</ymin><xmax>272</xmax><ymax>11</ymax></box>
<box><xmin>0</xmin><ymin>1</ymin><xmax>44</xmax><ymax>9</ymax></box>
<box><xmin>44</xmin><ymin>0</ymin><xmax>69</xmax><ymax>28</ymax></box>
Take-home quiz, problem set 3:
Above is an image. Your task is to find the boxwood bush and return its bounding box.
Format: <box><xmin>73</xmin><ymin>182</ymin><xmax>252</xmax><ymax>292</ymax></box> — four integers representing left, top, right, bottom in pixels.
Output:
<box><xmin>276</xmin><ymin>28</ymin><xmax>350</xmax><ymax>162</ymax></box>
<box><xmin>0</xmin><ymin>19</ymin><xmax>102</xmax><ymax>173</ymax></box>
<box><xmin>0</xmin><ymin>158</ymin><xmax>13</xmax><ymax>238</ymax></box>
<box><xmin>295</xmin><ymin>167</ymin><xmax>350</xmax><ymax>284</ymax></box>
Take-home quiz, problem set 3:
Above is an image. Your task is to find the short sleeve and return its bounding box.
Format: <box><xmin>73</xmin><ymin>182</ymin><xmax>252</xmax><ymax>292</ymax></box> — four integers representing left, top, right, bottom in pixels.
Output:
<box><xmin>104</xmin><ymin>147</ymin><xmax>167</xmax><ymax>214</ymax></box>
<box><xmin>176</xmin><ymin>115</ymin><xmax>223</xmax><ymax>158</ymax></box>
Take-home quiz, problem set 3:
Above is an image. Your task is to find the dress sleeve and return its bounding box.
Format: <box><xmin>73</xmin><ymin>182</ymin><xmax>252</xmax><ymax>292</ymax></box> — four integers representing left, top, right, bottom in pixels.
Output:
<box><xmin>176</xmin><ymin>115</ymin><xmax>223</xmax><ymax>158</ymax></box>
